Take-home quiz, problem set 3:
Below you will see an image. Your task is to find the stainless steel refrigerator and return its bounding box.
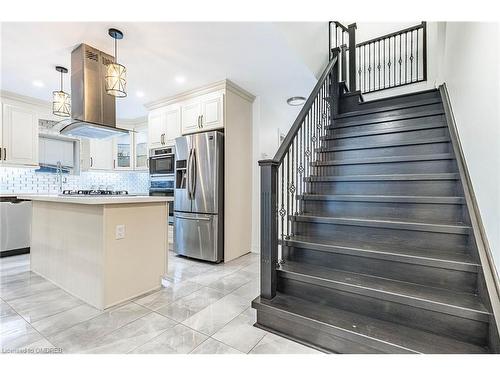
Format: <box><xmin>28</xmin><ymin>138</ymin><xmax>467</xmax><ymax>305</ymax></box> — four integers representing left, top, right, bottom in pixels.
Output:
<box><xmin>174</xmin><ymin>131</ymin><xmax>224</xmax><ymax>262</ymax></box>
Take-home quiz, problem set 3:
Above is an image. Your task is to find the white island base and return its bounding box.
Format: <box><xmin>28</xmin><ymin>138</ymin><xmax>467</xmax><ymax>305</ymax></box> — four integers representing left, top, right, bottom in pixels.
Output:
<box><xmin>26</xmin><ymin>196</ymin><xmax>171</xmax><ymax>310</ymax></box>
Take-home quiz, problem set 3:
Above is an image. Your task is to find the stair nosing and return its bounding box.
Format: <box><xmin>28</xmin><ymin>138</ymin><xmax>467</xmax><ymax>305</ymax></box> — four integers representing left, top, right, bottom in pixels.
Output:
<box><xmin>305</xmin><ymin>173</ymin><xmax>460</xmax><ymax>182</ymax></box>
<box><xmin>278</xmin><ymin>263</ymin><xmax>489</xmax><ymax>322</ymax></box>
<box><xmin>311</xmin><ymin>153</ymin><xmax>455</xmax><ymax>166</ymax></box>
<box><xmin>334</xmin><ymin>97</ymin><xmax>443</xmax><ymax>119</ymax></box>
<box><xmin>291</xmin><ymin>215</ymin><xmax>471</xmax><ymax>234</ymax></box>
<box><xmin>297</xmin><ymin>194</ymin><xmax>465</xmax><ymax>205</ymax></box>
<box><xmin>316</xmin><ymin>136</ymin><xmax>451</xmax><ymax>152</ymax></box>
<box><xmin>330</xmin><ymin>108</ymin><xmax>445</xmax><ymax>129</ymax></box>
<box><xmin>282</xmin><ymin>237</ymin><xmax>479</xmax><ymax>272</ymax></box>
<box><xmin>323</xmin><ymin>121</ymin><xmax>446</xmax><ymax>140</ymax></box>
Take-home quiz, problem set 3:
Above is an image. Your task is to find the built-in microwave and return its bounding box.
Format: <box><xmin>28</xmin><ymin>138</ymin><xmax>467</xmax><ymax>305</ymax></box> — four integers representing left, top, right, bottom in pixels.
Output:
<box><xmin>149</xmin><ymin>147</ymin><xmax>175</xmax><ymax>176</ymax></box>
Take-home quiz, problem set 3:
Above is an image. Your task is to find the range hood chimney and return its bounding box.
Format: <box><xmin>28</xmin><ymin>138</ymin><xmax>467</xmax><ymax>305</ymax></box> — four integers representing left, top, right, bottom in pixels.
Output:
<box><xmin>59</xmin><ymin>43</ymin><xmax>128</xmax><ymax>139</ymax></box>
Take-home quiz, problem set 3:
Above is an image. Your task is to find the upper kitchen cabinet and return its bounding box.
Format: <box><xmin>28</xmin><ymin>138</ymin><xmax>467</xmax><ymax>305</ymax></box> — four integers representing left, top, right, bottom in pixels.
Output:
<box><xmin>148</xmin><ymin>105</ymin><xmax>181</xmax><ymax>148</ymax></box>
<box><xmin>88</xmin><ymin>138</ymin><xmax>113</xmax><ymax>170</ymax></box>
<box><xmin>112</xmin><ymin>131</ymin><xmax>132</xmax><ymax>170</ymax></box>
<box><xmin>134</xmin><ymin>126</ymin><xmax>148</xmax><ymax>170</ymax></box>
<box><xmin>1</xmin><ymin>103</ymin><xmax>39</xmax><ymax>166</ymax></box>
<box><xmin>181</xmin><ymin>91</ymin><xmax>224</xmax><ymax>134</ymax></box>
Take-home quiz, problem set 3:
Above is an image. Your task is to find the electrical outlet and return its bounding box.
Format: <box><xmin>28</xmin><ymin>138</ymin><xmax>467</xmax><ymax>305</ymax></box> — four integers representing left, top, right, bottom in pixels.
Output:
<box><xmin>115</xmin><ymin>224</ymin><xmax>125</xmax><ymax>240</ymax></box>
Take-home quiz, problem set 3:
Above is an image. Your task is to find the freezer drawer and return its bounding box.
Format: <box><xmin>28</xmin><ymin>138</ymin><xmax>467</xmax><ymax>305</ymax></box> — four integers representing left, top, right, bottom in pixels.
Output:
<box><xmin>173</xmin><ymin>212</ymin><xmax>223</xmax><ymax>262</ymax></box>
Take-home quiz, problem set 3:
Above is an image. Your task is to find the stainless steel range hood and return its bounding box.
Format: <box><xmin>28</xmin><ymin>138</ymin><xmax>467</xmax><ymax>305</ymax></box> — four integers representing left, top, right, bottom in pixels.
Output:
<box><xmin>59</xmin><ymin>43</ymin><xmax>128</xmax><ymax>139</ymax></box>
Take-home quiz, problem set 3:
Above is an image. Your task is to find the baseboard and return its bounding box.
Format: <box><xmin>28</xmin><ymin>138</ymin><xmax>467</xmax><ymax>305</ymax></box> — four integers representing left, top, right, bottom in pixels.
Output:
<box><xmin>0</xmin><ymin>247</ymin><xmax>30</xmax><ymax>258</ymax></box>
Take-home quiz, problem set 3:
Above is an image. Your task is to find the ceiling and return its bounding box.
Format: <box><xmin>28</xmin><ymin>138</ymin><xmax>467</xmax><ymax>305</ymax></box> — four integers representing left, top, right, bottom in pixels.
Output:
<box><xmin>0</xmin><ymin>22</ymin><xmax>326</xmax><ymax>119</ymax></box>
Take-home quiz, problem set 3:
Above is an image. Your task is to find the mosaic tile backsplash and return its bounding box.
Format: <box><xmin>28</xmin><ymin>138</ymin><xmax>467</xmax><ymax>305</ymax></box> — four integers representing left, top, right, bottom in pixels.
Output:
<box><xmin>0</xmin><ymin>167</ymin><xmax>149</xmax><ymax>195</ymax></box>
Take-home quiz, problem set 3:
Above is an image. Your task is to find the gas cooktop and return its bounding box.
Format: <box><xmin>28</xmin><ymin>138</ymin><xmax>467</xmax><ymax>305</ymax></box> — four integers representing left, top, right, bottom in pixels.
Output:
<box><xmin>61</xmin><ymin>190</ymin><xmax>129</xmax><ymax>196</ymax></box>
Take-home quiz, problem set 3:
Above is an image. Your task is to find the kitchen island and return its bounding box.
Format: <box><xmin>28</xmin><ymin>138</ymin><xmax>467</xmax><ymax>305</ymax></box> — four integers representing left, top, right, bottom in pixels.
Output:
<box><xmin>20</xmin><ymin>195</ymin><xmax>173</xmax><ymax>310</ymax></box>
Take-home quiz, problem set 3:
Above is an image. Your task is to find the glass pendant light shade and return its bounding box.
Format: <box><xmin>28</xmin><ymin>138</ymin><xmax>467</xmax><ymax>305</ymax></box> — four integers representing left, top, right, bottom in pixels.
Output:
<box><xmin>53</xmin><ymin>66</ymin><xmax>71</xmax><ymax>117</ymax></box>
<box><xmin>52</xmin><ymin>90</ymin><xmax>71</xmax><ymax>117</ymax></box>
<box><xmin>105</xmin><ymin>62</ymin><xmax>127</xmax><ymax>97</ymax></box>
<box><xmin>105</xmin><ymin>28</ymin><xmax>127</xmax><ymax>98</ymax></box>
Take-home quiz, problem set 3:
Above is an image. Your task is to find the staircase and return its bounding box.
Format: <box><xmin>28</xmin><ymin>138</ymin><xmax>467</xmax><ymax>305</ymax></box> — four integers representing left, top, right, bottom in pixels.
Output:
<box><xmin>253</xmin><ymin>78</ymin><xmax>499</xmax><ymax>353</ymax></box>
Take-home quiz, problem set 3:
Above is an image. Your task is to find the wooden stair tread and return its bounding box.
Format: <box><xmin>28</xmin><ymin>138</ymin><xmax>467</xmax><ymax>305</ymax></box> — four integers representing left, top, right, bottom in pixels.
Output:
<box><xmin>279</xmin><ymin>261</ymin><xmax>489</xmax><ymax>321</ymax></box>
<box><xmin>316</xmin><ymin>136</ymin><xmax>450</xmax><ymax>152</ymax></box>
<box><xmin>311</xmin><ymin>153</ymin><xmax>454</xmax><ymax>166</ymax></box>
<box><xmin>297</xmin><ymin>194</ymin><xmax>465</xmax><ymax>204</ymax></box>
<box><xmin>306</xmin><ymin>173</ymin><xmax>460</xmax><ymax>182</ymax></box>
<box><xmin>291</xmin><ymin>214</ymin><xmax>471</xmax><ymax>234</ymax></box>
<box><xmin>323</xmin><ymin>120</ymin><xmax>446</xmax><ymax>140</ymax></box>
<box><xmin>252</xmin><ymin>294</ymin><xmax>489</xmax><ymax>354</ymax></box>
<box><xmin>282</xmin><ymin>235</ymin><xmax>478</xmax><ymax>272</ymax></box>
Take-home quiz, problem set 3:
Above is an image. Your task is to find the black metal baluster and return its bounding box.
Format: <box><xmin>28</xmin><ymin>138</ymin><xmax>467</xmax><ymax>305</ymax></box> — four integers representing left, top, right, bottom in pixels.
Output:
<box><xmin>286</xmin><ymin>151</ymin><xmax>290</xmax><ymax>239</ymax></box>
<box><xmin>279</xmin><ymin>159</ymin><xmax>284</xmax><ymax>243</ymax></box>
<box><xmin>405</xmin><ymin>32</ymin><xmax>408</xmax><ymax>84</ymax></box>
<box><xmin>416</xmin><ymin>28</ymin><xmax>419</xmax><ymax>80</ymax></box>
<box><xmin>383</xmin><ymin>39</ymin><xmax>386</xmax><ymax>89</ymax></box>
<box><xmin>410</xmin><ymin>30</ymin><xmax>414</xmax><ymax>82</ymax></box>
<box><xmin>388</xmin><ymin>37</ymin><xmax>391</xmax><ymax>87</ymax></box>
<box><xmin>399</xmin><ymin>34</ymin><xmax>402</xmax><ymax>85</ymax></box>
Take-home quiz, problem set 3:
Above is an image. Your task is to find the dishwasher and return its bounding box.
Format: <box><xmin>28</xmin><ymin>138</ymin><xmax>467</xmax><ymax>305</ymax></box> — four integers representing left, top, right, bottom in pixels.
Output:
<box><xmin>0</xmin><ymin>197</ymin><xmax>32</xmax><ymax>257</ymax></box>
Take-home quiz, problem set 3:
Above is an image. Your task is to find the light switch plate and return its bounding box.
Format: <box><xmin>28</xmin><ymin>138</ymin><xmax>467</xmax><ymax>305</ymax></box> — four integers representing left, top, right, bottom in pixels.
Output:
<box><xmin>115</xmin><ymin>224</ymin><xmax>125</xmax><ymax>240</ymax></box>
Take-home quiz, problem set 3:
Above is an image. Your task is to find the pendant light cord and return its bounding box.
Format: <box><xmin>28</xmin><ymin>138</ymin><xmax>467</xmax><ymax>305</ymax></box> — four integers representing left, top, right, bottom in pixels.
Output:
<box><xmin>115</xmin><ymin>37</ymin><xmax>118</xmax><ymax>63</ymax></box>
<box><xmin>60</xmin><ymin>71</ymin><xmax>63</xmax><ymax>91</ymax></box>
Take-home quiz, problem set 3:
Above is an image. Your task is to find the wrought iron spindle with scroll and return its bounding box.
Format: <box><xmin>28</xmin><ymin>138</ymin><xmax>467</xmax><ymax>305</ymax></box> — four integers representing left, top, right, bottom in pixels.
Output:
<box><xmin>259</xmin><ymin>49</ymin><xmax>340</xmax><ymax>299</ymax></box>
<box><xmin>356</xmin><ymin>22</ymin><xmax>427</xmax><ymax>93</ymax></box>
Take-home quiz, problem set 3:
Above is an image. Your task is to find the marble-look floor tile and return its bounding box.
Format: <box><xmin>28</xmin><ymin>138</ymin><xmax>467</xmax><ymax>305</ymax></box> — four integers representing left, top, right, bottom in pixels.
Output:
<box><xmin>83</xmin><ymin>312</ymin><xmax>176</xmax><ymax>354</ymax></box>
<box><xmin>249</xmin><ymin>332</ymin><xmax>322</xmax><ymax>354</ymax></box>
<box><xmin>14</xmin><ymin>338</ymin><xmax>58</xmax><ymax>354</ymax></box>
<box><xmin>212</xmin><ymin>308</ymin><xmax>266</xmax><ymax>353</ymax></box>
<box><xmin>182</xmin><ymin>294</ymin><xmax>249</xmax><ymax>336</ymax></box>
<box><xmin>7</xmin><ymin>287</ymin><xmax>83</xmax><ymax>323</ymax></box>
<box><xmin>207</xmin><ymin>271</ymin><xmax>255</xmax><ymax>294</ymax></box>
<box><xmin>134</xmin><ymin>280</ymin><xmax>201</xmax><ymax>310</ymax></box>
<box><xmin>130</xmin><ymin>324</ymin><xmax>208</xmax><ymax>354</ymax></box>
<box><xmin>228</xmin><ymin>280</ymin><xmax>259</xmax><ymax>303</ymax></box>
<box><xmin>31</xmin><ymin>303</ymin><xmax>102</xmax><ymax>337</ymax></box>
<box><xmin>47</xmin><ymin>302</ymin><xmax>150</xmax><ymax>353</ymax></box>
<box><xmin>0</xmin><ymin>307</ymin><xmax>32</xmax><ymax>336</ymax></box>
<box><xmin>1</xmin><ymin>322</ymin><xmax>43</xmax><ymax>352</ymax></box>
<box><xmin>155</xmin><ymin>287</ymin><xmax>225</xmax><ymax>322</ymax></box>
<box><xmin>190</xmin><ymin>338</ymin><xmax>243</xmax><ymax>354</ymax></box>
<box><xmin>1</xmin><ymin>277</ymin><xmax>59</xmax><ymax>301</ymax></box>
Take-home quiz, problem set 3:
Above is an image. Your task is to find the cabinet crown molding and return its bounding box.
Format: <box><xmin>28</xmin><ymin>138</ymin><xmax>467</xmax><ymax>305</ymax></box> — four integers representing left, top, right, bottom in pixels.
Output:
<box><xmin>144</xmin><ymin>79</ymin><xmax>255</xmax><ymax>111</ymax></box>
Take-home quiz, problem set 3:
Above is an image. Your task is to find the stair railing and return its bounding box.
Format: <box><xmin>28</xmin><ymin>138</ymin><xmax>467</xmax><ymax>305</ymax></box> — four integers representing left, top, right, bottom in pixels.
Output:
<box><xmin>329</xmin><ymin>21</ymin><xmax>357</xmax><ymax>92</ymax></box>
<box><xmin>259</xmin><ymin>48</ymin><xmax>340</xmax><ymax>299</ymax></box>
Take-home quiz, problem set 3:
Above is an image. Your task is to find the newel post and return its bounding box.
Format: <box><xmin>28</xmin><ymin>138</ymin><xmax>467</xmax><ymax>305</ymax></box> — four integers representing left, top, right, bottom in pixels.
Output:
<box><xmin>259</xmin><ymin>159</ymin><xmax>279</xmax><ymax>300</ymax></box>
<box><xmin>348</xmin><ymin>23</ymin><xmax>357</xmax><ymax>92</ymax></box>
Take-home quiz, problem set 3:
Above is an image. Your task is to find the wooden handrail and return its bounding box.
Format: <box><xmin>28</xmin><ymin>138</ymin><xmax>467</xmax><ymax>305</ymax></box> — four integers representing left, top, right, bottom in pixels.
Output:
<box><xmin>356</xmin><ymin>22</ymin><xmax>426</xmax><ymax>47</ymax></box>
<box><xmin>267</xmin><ymin>51</ymin><xmax>339</xmax><ymax>165</ymax></box>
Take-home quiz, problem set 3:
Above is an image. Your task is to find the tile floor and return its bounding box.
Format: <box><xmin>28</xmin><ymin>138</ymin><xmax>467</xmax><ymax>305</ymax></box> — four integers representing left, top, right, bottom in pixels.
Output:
<box><xmin>0</xmin><ymin>251</ymin><xmax>321</xmax><ymax>354</ymax></box>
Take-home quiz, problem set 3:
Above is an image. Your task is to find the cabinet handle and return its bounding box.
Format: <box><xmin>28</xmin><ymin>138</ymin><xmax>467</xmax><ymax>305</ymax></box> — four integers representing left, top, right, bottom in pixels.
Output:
<box><xmin>0</xmin><ymin>147</ymin><xmax>2</xmax><ymax>160</ymax></box>
<box><xmin>113</xmin><ymin>159</ymin><xmax>116</xmax><ymax>169</ymax></box>
<box><xmin>90</xmin><ymin>156</ymin><xmax>93</xmax><ymax>167</ymax></box>
<box><xmin>4</xmin><ymin>148</ymin><xmax>6</xmax><ymax>161</ymax></box>
<box><xmin>200</xmin><ymin>115</ymin><xmax>203</xmax><ymax>128</ymax></box>
<box><xmin>161</xmin><ymin>133</ymin><xmax>165</xmax><ymax>145</ymax></box>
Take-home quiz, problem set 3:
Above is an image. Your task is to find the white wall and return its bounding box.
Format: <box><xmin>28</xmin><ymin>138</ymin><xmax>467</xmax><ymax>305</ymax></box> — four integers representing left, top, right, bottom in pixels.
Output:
<box><xmin>439</xmin><ymin>22</ymin><xmax>500</xmax><ymax>270</ymax></box>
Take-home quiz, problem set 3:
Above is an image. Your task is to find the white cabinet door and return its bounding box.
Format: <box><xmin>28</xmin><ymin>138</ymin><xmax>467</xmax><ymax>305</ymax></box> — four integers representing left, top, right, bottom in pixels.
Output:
<box><xmin>2</xmin><ymin>104</ymin><xmax>38</xmax><ymax>166</ymax></box>
<box><xmin>113</xmin><ymin>132</ymin><xmax>132</xmax><ymax>170</ymax></box>
<box><xmin>134</xmin><ymin>127</ymin><xmax>148</xmax><ymax>170</ymax></box>
<box><xmin>89</xmin><ymin>138</ymin><xmax>113</xmax><ymax>170</ymax></box>
<box><xmin>164</xmin><ymin>107</ymin><xmax>181</xmax><ymax>145</ymax></box>
<box><xmin>201</xmin><ymin>93</ymin><xmax>224</xmax><ymax>131</ymax></box>
<box><xmin>148</xmin><ymin>110</ymin><xmax>166</xmax><ymax>149</ymax></box>
<box><xmin>181</xmin><ymin>101</ymin><xmax>202</xmax><ymax>135</ymax></box>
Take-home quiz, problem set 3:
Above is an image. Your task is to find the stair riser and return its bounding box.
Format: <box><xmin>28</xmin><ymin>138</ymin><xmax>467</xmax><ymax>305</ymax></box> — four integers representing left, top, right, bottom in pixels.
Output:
<box><xmin>312</xmin><ymin>159</ymin><xmax>457</xmax><ymax>176</ymax></box>
<box><xmin>319</xmin><ymin>141</ymin><xmax>452</xmax><ymax>160</ymax></box>
<box><xmin>278</xmin><ymin>277</ymin><xmax>489</xmax><ymax>346</ymax></box>
<box><xmin>282</xmin><ymin>246</ymin><xmax>478</xmax><ymax>293</ymax></box>
<box><xmin>255</xmin><ymin>310</ymin><xmax>385</xmax><ymax>353</ymax></box>
<box><xmin>307</xmin><ymin>179</ymin><xmax>462</xmax><ymax>196</ymax></box>
<box><xmin>324</xmin><ymin>127</ymin><xmax>448</xmax><ymax>148</ymax></box>
<box><xmin>329</xmin><ymin>115</ymin><xmax>446</xmax><ymax>137</ymax></box>
<box><xmin>293</xmin><ymin>221</ymin><xmax>469</xmax><ymax>252</ymax></box>
<box><xmin>338</xmin><ymin>90</ymin><xmax>440</xmax><ymax>115</ymax></box>
<box><xmin>300</xmin><ymin>200</ymin><xmax>466</xmax><ymax>223</ymax></box>
<box><xmin>333</xmin><ymin>103</ymin><xmax>445</xmax><ymax>128</ymax></box>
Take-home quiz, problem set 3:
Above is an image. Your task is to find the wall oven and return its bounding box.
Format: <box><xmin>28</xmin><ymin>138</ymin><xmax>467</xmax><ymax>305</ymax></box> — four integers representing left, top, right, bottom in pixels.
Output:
<box><xmin>149</xmin><ymin>147</ymin><xmax>175</xmax><ymax>176</ymax></box>
<box><xmin>149</xmin><ymin>175</ymin><xmax>174</xmax><ymax>225</ymax></box>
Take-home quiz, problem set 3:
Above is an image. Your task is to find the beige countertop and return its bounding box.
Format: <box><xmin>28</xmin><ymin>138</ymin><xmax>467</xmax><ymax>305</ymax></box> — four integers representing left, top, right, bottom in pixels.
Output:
<box><xmin>18</xmin><ymin>194</ymin><xmax>174</xmax><ymax>205</ymax></box>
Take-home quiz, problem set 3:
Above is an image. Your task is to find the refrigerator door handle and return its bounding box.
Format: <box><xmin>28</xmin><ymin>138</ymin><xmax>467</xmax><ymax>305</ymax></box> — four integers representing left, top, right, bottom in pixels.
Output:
<box><xmin>191</xmin><ymin>147</ymin><xmax>197</xmax><ymax>199</ymax></box>
<box><xmin>175</xmin><ymin>214</ymin><xmax>211</xmax><ymax>221</ymax></box>
<box><xmin>187</xmin><ymin>148</ymin><xmax>193</xmax><ymax>199</ymax></box>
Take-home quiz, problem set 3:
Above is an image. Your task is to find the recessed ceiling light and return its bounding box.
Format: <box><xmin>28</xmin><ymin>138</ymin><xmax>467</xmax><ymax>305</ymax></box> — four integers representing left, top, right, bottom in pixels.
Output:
<box><xmin>136</xmin><ymin>91</ymin><xmax>145</xmax><ymax>98</ymax></box>
<box><xmin>175</xmin><ymin>76</ymin><xmax>186</xmax><ymax>84</ymax></box>
<box><xmin>287</xmin><ymin>96</ymin><xmax>306</xmax><ymax>106</ymax></box>
<box><xmin>32</xmin><ymin>80</ymin><xmax>44</xmax><ymax>88</ymax></box>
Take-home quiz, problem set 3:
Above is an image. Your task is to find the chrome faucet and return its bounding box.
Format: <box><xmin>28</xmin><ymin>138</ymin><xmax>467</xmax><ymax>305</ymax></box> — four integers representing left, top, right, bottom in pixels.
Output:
<box><xmin>56</xmin><ymin>161</ymin><xmax>63</xmax><ymax>193</ymax></box>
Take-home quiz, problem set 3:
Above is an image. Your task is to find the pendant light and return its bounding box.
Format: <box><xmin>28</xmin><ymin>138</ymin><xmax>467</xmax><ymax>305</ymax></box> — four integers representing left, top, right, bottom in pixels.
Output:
<box><xmin>52</xmin><ymin>66</ymin><xmax>71</xmax><ymax>117</ymax></box>
<box><xmin>105</xmin><ymin>28</ymin><xmax>127</xmax><ymax>97</ymax></box>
